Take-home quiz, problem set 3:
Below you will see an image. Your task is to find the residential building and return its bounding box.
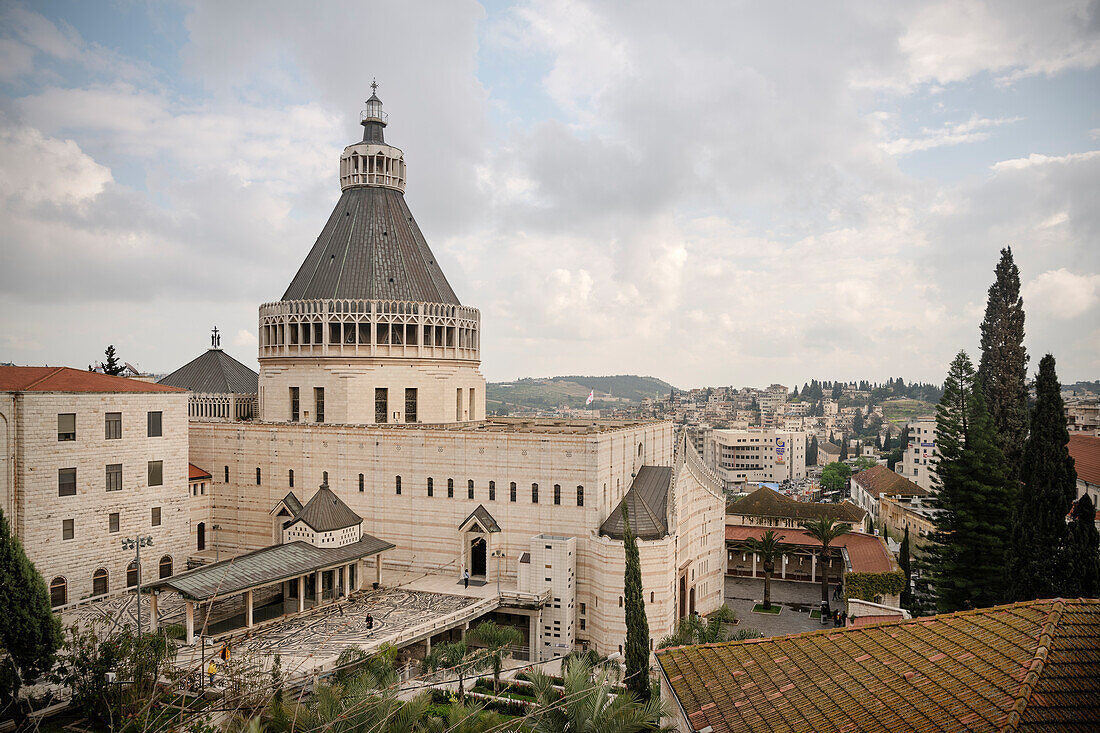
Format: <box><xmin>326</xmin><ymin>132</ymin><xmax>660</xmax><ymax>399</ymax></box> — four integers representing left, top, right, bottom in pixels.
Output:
<box><xmin>1066</xmin><ymin>399</ymin><xmax>1100</xmax><ymax>435</ymax></box>
<box><xmin>657</xmin><ymin>599</ymin><xmax>1100</xmax><ymax>733</ymax></box>
<box><xmin>0</xmin><ymin>367</ymin><xmax>190</xmax><ymax>606</ymax></box>
<box><xmin>878</xmin><ymin>494</ymin><xmax>936</xmax><ymax>544</ymax></box>
<box><xmin>703</xmin><ymin>428</ymin><xmax>806</xmax><ymax>490</ymax></box>
<box><xmin>900</xmin><ymin>417</ymin><xmax>937</xmax><ymax>490</ymax></box>
<box><xmin>816</xmin><ymin>441</ymin><xmax>840</xmax><ymax>466</ymax></box>
<box><xmin>1070</xmin><ymin>434</ymin><xmax>1100</xmax><ymax>507</ymax></box>
<box><xmin>850</xmin><ymin>464</ymin><xmax>928</xmax><ymax>519</ymax></box>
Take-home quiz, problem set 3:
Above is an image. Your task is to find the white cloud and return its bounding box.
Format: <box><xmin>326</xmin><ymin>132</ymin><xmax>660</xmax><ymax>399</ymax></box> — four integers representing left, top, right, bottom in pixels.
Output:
<box><xmin>882</xmin><ymin>115</ymin><xmax>1021</xmax><ymax>156</ymax></box>
<box><xmin>0</xmin><ymin>125</ymin><xmax>112</xmax><ymax>205</ymax></box>
<box><xmin>991</xmin><ymin>149</ymin><xmax>1100</xmax><ymax>171</ymax></box>
<box><xmin>1023</xmin><ymin>269</ymin><xmax>1100</xmax><ymax>319</ymax></box>
<box><xmin>234</xmin><ymin>329</ymin><xmax>257</xmax><ymax>347</ymax></box>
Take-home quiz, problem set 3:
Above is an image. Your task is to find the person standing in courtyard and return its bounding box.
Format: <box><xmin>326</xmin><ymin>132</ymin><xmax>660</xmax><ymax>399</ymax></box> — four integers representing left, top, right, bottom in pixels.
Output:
<box><xmin>463</xmin><ymin>568</ymin><xmax>470</xmax><ymax>589</ymax></box>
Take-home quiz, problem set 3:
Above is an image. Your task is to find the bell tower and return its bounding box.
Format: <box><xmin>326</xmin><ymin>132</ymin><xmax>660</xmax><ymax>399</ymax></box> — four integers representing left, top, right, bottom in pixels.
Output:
<box><xmin>257</xmin><ymin>83</ymin><xmax>486</xmax><ymax>425</ymax></box>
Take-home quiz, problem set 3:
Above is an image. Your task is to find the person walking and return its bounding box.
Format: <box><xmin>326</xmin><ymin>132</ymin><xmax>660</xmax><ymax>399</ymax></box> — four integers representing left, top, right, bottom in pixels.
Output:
<box><xmin>463</xmin><ymin>568</ymin><xmax>470</xmax><ymax>590</ymax></box>
<box><xmin>366</xmin><ymin>612</ymin><xmax>374</xmax><ymax>631</ymax></box>
<box><xmin>207</xmin><ymin>660</ymin><xmax>217</xmax><ymax>687</ymax></box>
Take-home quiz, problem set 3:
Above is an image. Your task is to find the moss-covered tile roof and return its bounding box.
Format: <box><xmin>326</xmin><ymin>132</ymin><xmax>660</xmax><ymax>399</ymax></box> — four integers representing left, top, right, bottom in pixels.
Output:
<box><xmin>656</xmin><ymin>598</ymin><xmax>1100</xmax><ymax>732</ymax></box>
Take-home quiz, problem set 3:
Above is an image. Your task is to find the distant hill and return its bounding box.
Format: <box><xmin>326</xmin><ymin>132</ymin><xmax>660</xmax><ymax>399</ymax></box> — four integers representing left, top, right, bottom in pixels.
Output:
<box><xmin>488</xmin><ymin>375</ymin><xmax>675</xmax><ymax>411</ymax></box>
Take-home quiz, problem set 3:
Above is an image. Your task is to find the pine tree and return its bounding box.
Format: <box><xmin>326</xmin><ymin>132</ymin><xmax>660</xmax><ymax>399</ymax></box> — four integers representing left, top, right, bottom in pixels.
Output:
<box><xmin>1008</xmin><ymin>354</ymin><xmax>1078</xmax><ymax>600</ymax></box>
<box><xmin>899</xmin><ymin>525</ymin><xmax>912</xmax><ymax>609</ymax></box>
<box><xmin>926</xmin><ymin>351</ymin><xmax>1014</xmax><ymax>612</ymax></box>
<box><xmin>977</xmin><ymin>247</ymin><xmax>1029</xmax><ymax>476</ymax></box>
<box><xmin>621</xmin><ymin>503</ymin><xmax>650</xmax><ymax>702</ymax></box>
<box><xmin>0</xmin><ymin>508</ymin><xmax>62</xmax><ymax>713</ymax></box>
<box><xmin>101</xmin><ymin>345</ymin><xmax>124</xmax><ymax>376</ymax></box>
<box><xmin>1066</xmin><ymin>494</ymin><xmax>1100</xmax><ymax>598</ymax></box>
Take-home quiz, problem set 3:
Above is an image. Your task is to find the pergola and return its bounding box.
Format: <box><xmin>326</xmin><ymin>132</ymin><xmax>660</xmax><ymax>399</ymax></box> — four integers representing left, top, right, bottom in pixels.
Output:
<box><xmin>146</xmin><ymin>534</ymin><xmax>394</xmax><ymax>644</ymax></box>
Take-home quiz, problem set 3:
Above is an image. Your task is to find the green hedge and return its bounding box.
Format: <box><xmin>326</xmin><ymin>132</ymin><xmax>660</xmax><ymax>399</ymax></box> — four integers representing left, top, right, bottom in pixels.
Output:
<box><xmin>845</xmin><ymin>570</ymin><xmax>906</xmax><ymax>601</ymax></box>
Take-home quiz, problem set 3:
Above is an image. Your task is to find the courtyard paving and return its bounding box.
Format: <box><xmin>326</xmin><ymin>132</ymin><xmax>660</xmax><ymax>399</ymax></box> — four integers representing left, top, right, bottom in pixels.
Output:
<box><xmin>725</xmin><ymin>576</ymin><xmax>842</xmax><ymax>638</ymax></box>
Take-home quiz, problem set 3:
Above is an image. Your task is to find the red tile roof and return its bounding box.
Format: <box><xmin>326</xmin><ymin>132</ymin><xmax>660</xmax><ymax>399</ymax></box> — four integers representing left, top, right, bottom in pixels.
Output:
<box><xmin>188</xmin><ymin>463</ymin><xmax>212</xmax><ymax>481</ymax></box>
<box><xmin>657</xmin><ymin>598</ymin><xmax>1100</xmax><ymax>733</ymax></box>
<box><xmin>1070</xmin><ymin>434</ymin><xmax>1100</xmax><ymax>486</ymax></box>
<box><xmin>851</xmin><ymin>464</ymin><xmax>928</xmax><ymax>498</ymax></box>
<box><xmin>725</xmin><ymin>525</ymin><xmax>896</xmax><ymax>574</ymax></box>
<box><xmin>0</xmin><ymin>366</ymin><xmax>184</xmax><ymax>394</ymax></box>
<box><xmin>851</xmin><ymin>613</ymin><xmax>903</xmax><ymax>627</ymax></box>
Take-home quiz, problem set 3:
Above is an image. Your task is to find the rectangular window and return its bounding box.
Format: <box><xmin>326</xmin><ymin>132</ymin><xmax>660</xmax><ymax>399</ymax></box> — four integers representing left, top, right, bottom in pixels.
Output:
<box><xmin>375</xmin><ymin>388</ymin><xmax>388</xmax><ymax>424</ymax></box>
<box><xmin>554</xmin><ymin>484</ymin><xmax>561</xmax><ymax>505</ymax></box>
<box><xmin>428</xmin><ymin>477</ymin><xmax>434</xmax><ymax>497</ymax></box>
<box><xmin>489</xmin><ymin>481</ymin><xmax>496</xmax><ymax>501</ymax></box>
<box><xmin>256</xmin><ymin>467</ymin><xmax>262</xmax><ymax>486</ymax></box>
<box><xmin>315</xmin><ymin>387</ymin><xmax>325</xmax><ymax>423</ymax></box>
<box><xmin>532</xmin><ymin>483</ymin><xmax>539</xmax><ymax>504</ymax></box>
<box><xmin>577</xmin><ymin>485</ymin><xmax>584</xmax><ymax>507</ymax></box>
<box><xmin>468</xmin><ymin>480</ymin><xmax>474</xmax><ymax>500</ymax></box>
<box><xmin>105</xmin><ymin>412</ymin><xmax>122</xmax><ymax>440</ymax></box>
<box><xmin>290</xmin><ymin>387</ymin><xmax>300</xmax><ymax>422</ymax></box>
<box><xmin>405</xmin><ymin>388</ymin><xmax>418</xmax><ymax>423</ymax></box>
<box><xmin>147</xmin><ymin>411</ymin><xmax>162</xmax><ymax>437</ymax></box>
<box><xmin>109</xmin><ymin>513</ymin><xmax>120</xmax><ymax>533</ymax></box>
<box><xmin>58</xmin><ymin>413</ymin><xmax>76</xmax><ymax>441</ymax></box>
<box><xmin>151</xmin><ymin>507</ymin><xmax>161</xmax><ymax>526</ymax></box>
<box><xmin>395</xmin><ymin>476</ymin><xmax>401</xmax><ymax>495</ymax></box>
<box><xmin>448</xmin><ymin>479</ymin><xmax>454</xmax><ymax>498</ymax></box>
<box><xmin>106</xmin><ymin>463</ymin><xmax>122</xmax><ymax>492</ymax></box>
<box><xmin>58</xmin><ymin>468</ymin><xmax>76</xmax><ymax>497</ymax></box>
<box><xmin>359</xmin><ymin>473</ymin><xmax>365</xmax><ymax>492</ymax></box>
<box><xmin>148</xmin><ymin>460</ymin><xmax>163</xmax><ymax>487</ymax></box>
<box><xmin>289</xmin><ymin>469</ymin><xmax>295</xmax><ymax>488</ymax></box>
<box><xmin>224</xmin><ymin>466</ymin><xmax>229</xmax><ymax>483</ymax></box>
<box><xmin>510</xmin><ymin>482</ymin><xmax>516</xmax><ymax>502</ymax></box>
<box><xmin>62</xmin><ymin>519</ymin><xmax>74</xmax><ymax>540</ymax></box>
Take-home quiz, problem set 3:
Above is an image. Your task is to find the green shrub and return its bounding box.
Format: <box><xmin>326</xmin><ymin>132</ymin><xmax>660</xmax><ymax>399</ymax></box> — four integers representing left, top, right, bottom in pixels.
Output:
<box><xmin>845</xmin><ymin>570</ymin><xmax>906</xmax><ymax>601</ymax></box>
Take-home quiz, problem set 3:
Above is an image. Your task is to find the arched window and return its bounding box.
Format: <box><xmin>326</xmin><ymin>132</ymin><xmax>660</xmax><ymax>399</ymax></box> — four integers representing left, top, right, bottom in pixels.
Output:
<box><xmin>224</xmin><ymin>466</ymin><xmax>229</xmax><ymax>483</ymax></box>
<box><xmin>553</xmin><ymin>484</ymin><xmax>561</xmax><ymax>505</ymax></box>
<box><xmin>127</xmin><ymin>560</ymin><xmax>139</xmax><ymax>588</ymax></box>
<box><xmin>638</xmin><ymin>443</ymin><xmax>643</xmax><ymax>457</ymax></box>
<box><xmin>50</xmin><ymin>577</ymin><xmax>67</xmax><ymax>607</ymax></box>
<box><xmin>289</xmin><ymin>469</ymin><xmax>294</xmax><ymax>488</ymax></box>
<box><xmin>488</xmin><ymin>481</ymin><xmax>496</xmax><ymax>501</ymax></box>
<box><xmin>92</xmin><ymin>567</ymin><xmax>108</xmax><ymax>596</ymax></box>
<box><xmin>197</xmin><ymin>521</ymin><xmax>206</xmax><ymax>551</ymax></box>
<box><xmin>531</xmin><ymin>483</ymin><xmax>539</xmax><ymax>503</ymax></box>
<box><xmin>577</xmin><ymin>485</ymin><xmax>584</xmax><ymax>507</ymax></box>
<box><xmin>619</xmin><ymin>596</ymin><xmax>624</xmax><ymax>607</ymax></box>
<box><xmin>395</xmin><ymin>476</ymin><xmax>401</xmax><ymax>495</ymax></box>
<box><xmin>510</xmin><ymin>482</ymin><xmax>517</xmax><ymax>502</ymax></box>
<box><xmin>448</xmin><ymin>479</ymin><xmax>454</xmax><ymax>498</ymax></box>
<box><xmin>467</xmin><ymin>480</ymin><xmax>474</xmax><ymax>500</ymax></box>
<box><xmin>159</xmin><ymin>555</ymin><xmax>173</xmax><ymax>579</ymax></box>
<box><xmin>359</xmin><ymin>473</ymin><xmax>365</xmax><ymax>492</ymax></box>
<box><xmin>427</xmin><ymin>477</ymin><xmax>434</xmax><ymax>497</ymax></box>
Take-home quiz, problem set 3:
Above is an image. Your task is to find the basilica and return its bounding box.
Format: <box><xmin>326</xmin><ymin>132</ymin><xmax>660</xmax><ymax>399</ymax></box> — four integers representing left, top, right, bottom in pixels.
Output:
<box><xmin>165</xmin><ymin>88</ymin><xmax>726</xmax><ymax>657</ymax></box>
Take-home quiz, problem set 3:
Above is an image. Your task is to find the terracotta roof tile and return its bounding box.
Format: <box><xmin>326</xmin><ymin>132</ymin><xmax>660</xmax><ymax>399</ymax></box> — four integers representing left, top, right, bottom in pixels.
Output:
<box><xmin>851</xmin><ymin>464</ymin><xmax>928</xmax><ymax>498</ymax></box>
<box><xmin>728</xmin><ymin>487</ymin><xmax>867</xmax><ymax>524</ymax></box>
<box><xmin>725</xmin><ymin>525</ymin><xmax>896</xmax><ymax>573</ymax></box>
<box><xmin>188</xmin><ymin>463</ymin><xmax>212</xmax><ymax>480</ymax></box>
<box><xmin>657</xmin><ymin>599</ymin><xmax>1100</xmax><ymax>733</ymax></box>
<box><xmin>0</xmin><ymin>366</ymin><xmax>185</xmax><ymax>394</ymax></box>
<box><xmin>1069</xmin><ymin>435</ymin><xmax>1100</xmax><ymax>486</ymax></box>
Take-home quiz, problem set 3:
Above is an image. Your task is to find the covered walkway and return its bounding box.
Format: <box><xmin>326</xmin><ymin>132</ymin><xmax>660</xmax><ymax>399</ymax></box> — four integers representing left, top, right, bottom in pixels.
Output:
<box><xmin>146</xmin><ymin>534</ymin><xmax>394</xmax><ymax>643</ymax></box>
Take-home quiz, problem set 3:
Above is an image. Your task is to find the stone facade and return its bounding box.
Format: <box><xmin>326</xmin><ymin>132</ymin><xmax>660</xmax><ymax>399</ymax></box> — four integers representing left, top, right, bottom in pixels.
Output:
<box><xmin>0</xmin><ymin>386</ymin><xmax>190</xmax><ymax>605</ymax></box>
<box><xmin>704</xmin><ymin>428</ymin><xmax>807</xmax><ymax>489</ymax></box>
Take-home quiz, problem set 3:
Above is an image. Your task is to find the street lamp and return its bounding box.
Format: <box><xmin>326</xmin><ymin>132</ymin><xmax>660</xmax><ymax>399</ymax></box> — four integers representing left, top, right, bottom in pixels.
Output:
<box><xmin>121</xmin><ymin>535</ymin><xmax>153</xmax><ymax>634</ymax></box>
<box><xmin>492</xmin><ymin>545</ymin><xmax>503</xmax><ymax>598</ymax></box>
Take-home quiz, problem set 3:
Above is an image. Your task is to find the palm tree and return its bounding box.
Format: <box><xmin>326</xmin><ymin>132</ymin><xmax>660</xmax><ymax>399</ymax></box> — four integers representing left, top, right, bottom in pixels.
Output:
<box><xmin>742</xmin><ymin>530</ymin><xmax>795</xmax><ymax>610</ymax></box>
<box><xmin>657</xmin><ymin>605</ymin><xmax>749</xmax><ymax>648</ymax></box>
<box><xmin>425</xmin><ymin>702</ymin><xmax>509</xmax><ymax>733</ymax></box>
<box><xmin>526</xmin><ymin>657</ymin><xmax>670</xmax><ymax>733</ymax></box>
<box><xmin>801</xmin><ymin>517</ymin><xmax>851</xmax><ymax>604</ymax></box>
<box><xmin>422</xmin><ymin>640</ymin><xmax>485</xmax><ymax>703</ymax></box>
<box><xmin>469</xmin><ymin>619</ymin><xmax>522</xmax><ymax>693</ymax></box>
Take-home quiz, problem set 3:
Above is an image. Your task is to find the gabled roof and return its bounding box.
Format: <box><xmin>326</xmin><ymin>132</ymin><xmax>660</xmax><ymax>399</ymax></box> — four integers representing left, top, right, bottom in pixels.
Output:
<box><xmin>158</xmin><ymin>349</ymin><xmax>258</xmax><ymax>394</ymax></box>
<box><xmin>728</xmin><ymin>487</ymin><xmax>866</xmax><ymax>524</ymax></box>
<box><xmin>188</xmin><ymin>463</ymin><xmax>212</xmax><ymax>481</ymax></box>
<box><xmin>0</xmin><ymin>366</ymin><xmax>184</xmax><ymax>394</ymax></box>
<box><xmin>657</xmin><ymin>598</ymin><xmax>1100</xmax><ymax>733</ymax></box>
<box><xmin>600</xmin><ymin>466</ymin><xmax>672</xmax><ymax>541</ymax></box>
<box><xmin>851</xmin><ymin>464</ymin><xmax>928</xmax><ymax>498</ymax></box>
<box><xmin>1070</xmin><ymin>434</ymin><xmax>1100</xmax><ymax>486</ymax></box>
<box><xmin>287</xmin><ymin>486</ymin><xmax>361</xmax><ymax>533</ymax></box>
<box><xmin>281</xmin><ymin>186</ymin><xmax>460</xmax><ymax>304</ymax></box>
<box><xmin>819</xmin><ymin>441</ymin><xmax>841</xmax><ymax>453</ymax></box>
<box><xmin>725</xmin><ymin>525</ymin><xmax>896</xmax><ymax>574</ymax></box>
<box><xmin>460</xmin><ymin>505</ymin><xmax>501</xmax><ymax>533</ymax></box>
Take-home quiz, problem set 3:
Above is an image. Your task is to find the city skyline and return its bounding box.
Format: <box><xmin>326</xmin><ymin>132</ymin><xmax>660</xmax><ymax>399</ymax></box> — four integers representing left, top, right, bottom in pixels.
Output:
<box><xmin>1</xmin><ymin>1</ymin><xmax>1098</xmax><ymax>387</ymax></box>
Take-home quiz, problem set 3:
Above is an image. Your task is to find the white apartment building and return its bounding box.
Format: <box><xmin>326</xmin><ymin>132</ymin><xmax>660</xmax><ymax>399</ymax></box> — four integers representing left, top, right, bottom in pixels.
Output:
<box><xmin>900</xmin><ymin>418</ymin><xmax>938</xmax><ymax>491</ymax></box>
<box><xmin>704</xmin><ymin>428</ymin><xmax>807</xmax><ymax>491</ymax></box>
<box><xmin>0</xmin><ymin>367</ymin><xmax>190</xmax><ymax>607</ymax></box>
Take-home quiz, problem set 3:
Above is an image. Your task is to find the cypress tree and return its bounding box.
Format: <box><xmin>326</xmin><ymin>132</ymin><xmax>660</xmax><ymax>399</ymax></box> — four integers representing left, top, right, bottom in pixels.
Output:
<box><xmin>899</xmin><ymin>525</ymin><xmax>912</xmax><ymax>609</ymax></box>
<box><xmin>1066</xmin><ymin>494</ymin><xmax>1100</xmax><ymax>598</ymax></box>
<box><xmin>839</xmin><ymin>436</ymin><xmax>848</xmax><ymax>461</ymax></box>
<box><xmin>0</xmin><ymin>508</ymin><xmax>62</xmax><ymax>714</ymax></box>
<box><xmin>621</xmin><ymin>503</ymin><xmax>650</xmax><ymax>702</ymax></box>
<box><xmin>808</xmin><ymin>435</ymin><xmax>818</xmax><ymax>466</ymax></box>
<box><xmin>977</xmin><ymin>247</ymin><xmax>1029</xmax><ymax>476</ymax></box>
<box><xmin>926</xmin><ymin>351</ymin><xmax>1014</xmax><ymax>612</ymax></box>
<box><xmin>1008</xmin><ymin>354</ymin><xmax>1077</xmax><ymax>600</ymax></box>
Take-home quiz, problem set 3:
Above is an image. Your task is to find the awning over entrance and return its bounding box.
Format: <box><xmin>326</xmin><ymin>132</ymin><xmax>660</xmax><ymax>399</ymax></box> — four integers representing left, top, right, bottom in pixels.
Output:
<box><xmin>459</xmin><ymin>505</ymin><xmax>501</xmax><ymax>534</ymax></box>
<box><xmin>148</xmin><ymin>534</ymin><xmax>393</xmax><ymax>601</ymax></box>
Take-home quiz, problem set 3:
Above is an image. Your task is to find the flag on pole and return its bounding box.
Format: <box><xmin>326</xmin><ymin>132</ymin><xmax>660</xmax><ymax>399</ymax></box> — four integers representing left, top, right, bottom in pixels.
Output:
<box><xmin>586</xmin><ymin>390</ymin><xmax>594</xmax><ymax>405</ymax></box>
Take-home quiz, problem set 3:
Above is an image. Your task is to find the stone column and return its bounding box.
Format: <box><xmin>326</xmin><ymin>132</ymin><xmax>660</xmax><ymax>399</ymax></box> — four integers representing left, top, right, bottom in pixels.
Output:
<box><xmin>149</xmin><ymin>592</ymin><xmax>159</xmax><ymax>631</ymax></box>
<box><xmin>811</xmin><ymin>554</ymin><xmax>817</xmax><ymax>583</ymax></box>
<box><xmin>425</xmin><ymin>635</ymin><xmax>432</xmax><ymax>656</ymax></box>
<box><xmin>298</xmin><ymin>576</ymin><xmax>305</xmax><ymax>613</ymax></box>
<box><xmin>528</xmin><ymin>612</ymin><xmax>538</xmax><ymax>663</ymax></box>
<box><xmin>375</xmin><ymin>555</ymin><xmax>382</xmax><ymax>587</ymax></box>
<box><xmin>185</xmin><ymin>601</ymin><xmax>195</xmax><ymax>645</ymax></box>
<box><xmin>752</xmin><ymin>553</ymin><xmax>757</xmax><ymax>577</ymax></box>
<box><xmin>315</xmin><ymin>570</ymin><xmax>322</xmax><ymax>605</ymax></box>
<box><xmin>245</xmin><ymin>590</ymin><xmax>254</xmax><ymax>628</ymax></box>
<box><xmin>781</xmin><ymin>554</ymin><xmax>787</xmax><ymax>580</ymax></box>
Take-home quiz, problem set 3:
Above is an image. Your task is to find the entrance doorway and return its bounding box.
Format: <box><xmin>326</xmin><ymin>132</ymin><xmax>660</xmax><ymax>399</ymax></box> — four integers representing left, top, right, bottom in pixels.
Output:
<box><xmin>679</xmin><ymin>574</ymin><xmax>687</xmax><ymax>618</ymax></box>
<box><xmin>470</xmin><ymin>537</ymin><xmax>487</xmax><ymax>576</ymax></box>
<box><xmin>197</xmin><ymin>522</ymin><xmax>206</xmax><ymax>551</ymax></box>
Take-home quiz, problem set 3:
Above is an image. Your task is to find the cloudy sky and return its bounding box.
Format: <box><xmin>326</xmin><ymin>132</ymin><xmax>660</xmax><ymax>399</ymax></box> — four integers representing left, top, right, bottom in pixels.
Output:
<box><xmin>0</xmin><ymin>0</ymin><xmax>1097</xmax><ymax>388</ymax></box>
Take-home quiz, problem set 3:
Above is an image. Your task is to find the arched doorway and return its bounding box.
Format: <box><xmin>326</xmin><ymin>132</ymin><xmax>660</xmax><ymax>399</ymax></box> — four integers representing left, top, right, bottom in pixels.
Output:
<box><xmin>470</xmin><ymin>536</ymin><xmax>487</xmax><ymax>577</ymax></box>
<box><xmin>197</xmin><ymin>522</ymin><xmax>206</xmax><ymax>551</ymax></box>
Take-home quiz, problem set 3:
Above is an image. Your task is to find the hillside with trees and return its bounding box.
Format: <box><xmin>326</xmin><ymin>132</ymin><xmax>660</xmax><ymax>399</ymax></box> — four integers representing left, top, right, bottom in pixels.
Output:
<box><xmin>487</xmin><ymin>375</ymin><xmax>674</xmax><ymax>412</ymax></box>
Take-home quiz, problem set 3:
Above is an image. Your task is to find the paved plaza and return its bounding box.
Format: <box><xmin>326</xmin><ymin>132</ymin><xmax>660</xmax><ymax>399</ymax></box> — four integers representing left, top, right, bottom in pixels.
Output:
<box><xmin>725</xmin><ymin>576</ymin><xmax>839</xmax><ymax>637</ymax></box>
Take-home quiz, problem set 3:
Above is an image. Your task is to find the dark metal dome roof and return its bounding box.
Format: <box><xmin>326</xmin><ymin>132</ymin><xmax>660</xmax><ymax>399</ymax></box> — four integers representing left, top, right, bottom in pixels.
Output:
<box><xmin>281</xmin><ymin>185</ymin><xmax>460</xmax><ymax>304</ymax></box>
